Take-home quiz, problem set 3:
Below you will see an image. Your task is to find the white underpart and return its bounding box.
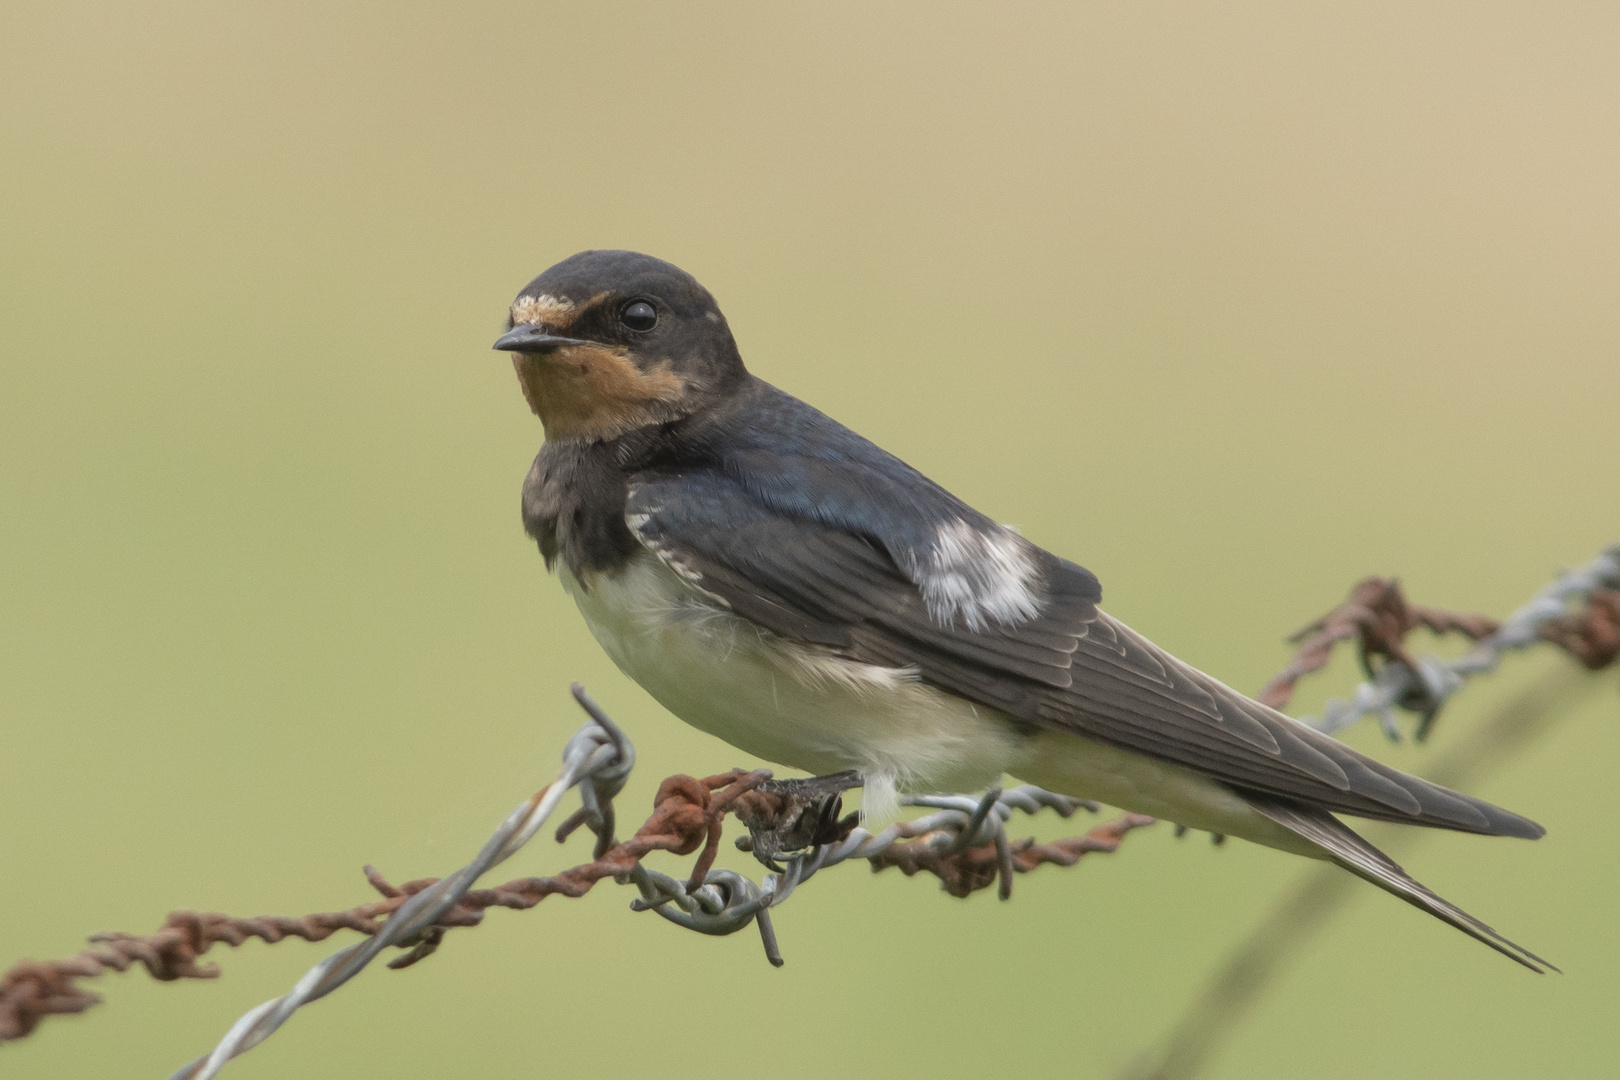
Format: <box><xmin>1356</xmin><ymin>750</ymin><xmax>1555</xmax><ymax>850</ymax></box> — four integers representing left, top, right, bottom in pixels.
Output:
<box><xmin>561</xmin><ymin>552</ymin><xmax>1323</xmax><ymax>855</ymax></box>
<box><xmin>562</xmin><ymin>553</ymin><xmax>1019</xmax><ymax>819</ymax></box>
<box><xmin>917</xmin><ymin>519</ymin><xmax>1043</xmax><ymax>630</ymax></box>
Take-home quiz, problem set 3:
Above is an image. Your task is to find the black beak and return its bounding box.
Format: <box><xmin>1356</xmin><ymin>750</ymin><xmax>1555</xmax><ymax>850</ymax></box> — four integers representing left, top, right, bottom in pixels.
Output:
<box><xmin>492</xmin><ymin>325</ymin><xmax>586</xmax><ymax>353</ymax></box>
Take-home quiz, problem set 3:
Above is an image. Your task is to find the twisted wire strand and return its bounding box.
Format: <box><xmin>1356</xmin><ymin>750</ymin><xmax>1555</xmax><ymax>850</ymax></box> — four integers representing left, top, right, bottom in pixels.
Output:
<box><xmin>165</xmin><ymin>689</ymin><xmax>631</xmax><ymax>1080</ymax></box>
<box><xmin>625</xmin><ymin>785</ymin><xmax>1149</xmax><ymax>962</ymax></box>
<box><xmin>1125</xmin><ymin>542</ymin><xmax>1620</xmax><ymax>1080</ymax></box>
<box><xmin>4</xmin><ymin>550</ymin><xmax>1611</xmax><ymax>1074</ymax></box>
<box><xmin>161</xmin><ymin>721</ymin><xmax>1137</xmax><ymax>1072</ymax></box>
<box><xmin>0</xmin><ymin>682</ymin><xmax>1136</xmax><ymax>1072</ymax></box>
<box><xmin>1306</xmin><ymin>545</ymin><xmax>1620</xmax><ymax>737</ymax></box>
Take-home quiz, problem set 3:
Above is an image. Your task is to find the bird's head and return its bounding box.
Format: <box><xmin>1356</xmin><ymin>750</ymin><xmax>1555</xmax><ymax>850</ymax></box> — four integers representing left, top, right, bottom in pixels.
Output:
<box><xmin>494</xmin><ymin>250</ymin><xmax>746</xmax><ymax>442</ymax></box>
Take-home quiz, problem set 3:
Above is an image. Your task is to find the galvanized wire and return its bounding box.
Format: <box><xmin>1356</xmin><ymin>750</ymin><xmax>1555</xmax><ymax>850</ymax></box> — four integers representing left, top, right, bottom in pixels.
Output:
<box><xmin>165</xmin><ymin>688</ymin><xmax>634</xmax><ymax>1080</ymax></box>
<box><xmin>164</xmin><ymin>687</ymin><xmax>1128</xmax><ymax>1076</ymax></box>
<box><xmin>9</xmin><ymin>550</ymin><xmax>1608</xmax><ymax>1073</ymax></box>
<box><xmin>1308</xmin><ymin>545</ymin><xmax>1620</xmax><ymax>737</ymax></box>
<box><xmin>624</xmin><ymin>785</ymin><xmax>1105</xmax><ymax>963</ymax></box>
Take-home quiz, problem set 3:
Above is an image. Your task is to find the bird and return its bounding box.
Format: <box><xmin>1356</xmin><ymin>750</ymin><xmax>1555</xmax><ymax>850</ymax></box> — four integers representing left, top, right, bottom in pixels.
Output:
<box><xmin>493</xmin><ymin>249</ymin><xmax>1550</xmax><ymax>971</ymax></box>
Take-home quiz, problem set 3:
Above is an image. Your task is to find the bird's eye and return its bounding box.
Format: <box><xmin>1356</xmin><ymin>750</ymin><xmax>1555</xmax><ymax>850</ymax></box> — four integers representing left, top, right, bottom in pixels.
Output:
<box><xmin>620</xmin><ymin>300</ymin><xmax>658</xmax><ymax>332</ymax></box>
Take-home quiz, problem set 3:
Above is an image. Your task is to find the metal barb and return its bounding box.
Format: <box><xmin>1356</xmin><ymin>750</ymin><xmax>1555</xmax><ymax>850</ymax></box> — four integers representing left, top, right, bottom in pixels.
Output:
<box><xmin>5</xmin><ymin>551</ymin><xmax>1611</xmax><ymax>1071</ymax></box>
<box><xmin>1</xmin><ymin>689</ymin><xmax>1149</xmax><ymax>1069</ymax></box>
<box><xmin>164</xmin><ymin>692</ymin><xmax>633</xmax><ymax>1080</ymax></box>
<box><xmin>1303</xmin><ymin>545</ymin><xmax>1620</xmax><ymax>739</ymax></box>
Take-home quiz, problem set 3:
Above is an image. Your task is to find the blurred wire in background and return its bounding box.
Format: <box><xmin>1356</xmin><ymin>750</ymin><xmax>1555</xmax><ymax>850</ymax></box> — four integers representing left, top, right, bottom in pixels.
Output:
<box><xmin>1277</xmin><ymin>546</ymin><xmax>1620</xmax><ymax>738</ymax></box>
<box><xmin>1131</xmin><ymin>545</ymin><xmax>1619</xmax><ymax>1080</ymax></box>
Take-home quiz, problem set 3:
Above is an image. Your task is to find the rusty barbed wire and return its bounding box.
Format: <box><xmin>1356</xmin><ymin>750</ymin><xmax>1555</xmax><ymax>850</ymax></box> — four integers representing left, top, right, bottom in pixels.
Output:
<box><xmin>1539</xmin><ymin>587</ymin><xmax>1620</xmax><ymax>670</ymax></box>
<box><xmin>620</xmin><ymin>784</ymin><xmax>1152</xmax><ymax>962</ymax></box>
<box><xmin>11</xmin><ymin>549</ymin><xmax>1611</xmax><ymax>1076</ymax></box>
<box><xmin>0</xmin><ymin>685</ymin><xmax>1145</xmax><ymax>1073</ymax></box>
<box><xmin>1256</xmin><ymin>577</ymin><xmax>1499</xmax><ymax>712</ymax></box>
<box><xmin>1280</xmin><ymin>545</ymin><xmax>1620</xmax><ymax>739</ymax></box>
<box><xmin>0</xmin><ymin>907</ymin><xmax>398</xmax><ymax>1041</ymax></box>
<box><xmin>161</xmin><ymin>690</ymin><xmax>636</xmax><ymax>1080</ymax></box>
<box><xmin>1129</xmin><ymin>542</ymin><xmax>1620</xmax><ymax>1080</ymax></box>
<box><xmin>869</xmin><ymin>810</ymin><xmax>1158</xmax><ymax>898</ymax></box>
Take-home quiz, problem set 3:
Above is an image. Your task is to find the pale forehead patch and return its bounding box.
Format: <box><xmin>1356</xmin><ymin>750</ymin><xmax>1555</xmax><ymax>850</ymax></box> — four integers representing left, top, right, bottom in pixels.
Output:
<box><xmin>510</xmin><ymin>293</ymin><xmax>577</xmax><ymax>327</ymax></box>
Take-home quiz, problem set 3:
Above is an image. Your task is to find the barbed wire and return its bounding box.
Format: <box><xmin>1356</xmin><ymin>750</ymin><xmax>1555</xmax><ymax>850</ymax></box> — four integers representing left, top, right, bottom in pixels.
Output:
<box><xmin>1276</xmin><ymin>545</ymin><xmax>1620</xmax><ymax>739</ymax></box>
<box><xmin>0</xmin><ymin>685</ymin><xmax>1148</xmax><ymax>1073</ymax></box>
<box><xmin>1255</xmin><ymin>579</ymin><xmax>1499</xmax><ymax>712</ymax></box>
<box><xmin>6</xmin><ymin>548</ymin><xmax>1613</xmax><ymax>1075</ymax></box>
<box><xmin>628</xmin><ymin>781</ymin><xmax>1153</xmax><ymax>959</ymax></box>
<box><xmin>1129</xmin><ymin>543</ymin><xmax>1620</xmax><ymax>1080</ymax></box>
<box><xmin>165</xmin><ymin>696</ymin><xmax>635</xmax><ymax>1080</ymax></box>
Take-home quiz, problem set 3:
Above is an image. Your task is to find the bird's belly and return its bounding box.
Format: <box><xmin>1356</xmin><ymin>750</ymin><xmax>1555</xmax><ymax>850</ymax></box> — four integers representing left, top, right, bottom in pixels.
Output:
<box><xmin>1010</xmin><ymin>732</ymin><xmax>1325</xmax><ymax>856</ymax></box>
<box><xmin>560</xmin><ymin>554</ymin><xmax>1025</xmax><ymax>807</ymax></box>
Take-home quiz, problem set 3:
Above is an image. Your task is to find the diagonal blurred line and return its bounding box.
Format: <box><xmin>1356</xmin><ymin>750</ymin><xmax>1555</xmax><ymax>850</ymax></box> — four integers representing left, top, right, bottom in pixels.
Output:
<box><xmin>1127</xmin><ymin>666</ymin><xmax>1602</xmax><ymax>1080</ymax></box>
<box><xmin>165</xmin><ymin>708</ymin><xmax>624</xmax><ymax>1080</ymax></box>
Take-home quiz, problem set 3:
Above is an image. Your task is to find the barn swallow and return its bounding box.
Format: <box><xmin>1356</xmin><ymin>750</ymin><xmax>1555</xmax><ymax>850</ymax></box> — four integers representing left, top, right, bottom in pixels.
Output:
<box><xmin>494</xmin><ymin>250</ymin><xmax>1549</xmax><ymax>970</ymax></box>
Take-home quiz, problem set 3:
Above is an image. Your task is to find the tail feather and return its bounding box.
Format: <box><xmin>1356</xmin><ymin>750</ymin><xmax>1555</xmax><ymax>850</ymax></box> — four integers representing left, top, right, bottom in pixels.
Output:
<box><xmin>1243</xmin><ymin>792</ymin><xmax>1556</xmax><ymax>974</ymax></box>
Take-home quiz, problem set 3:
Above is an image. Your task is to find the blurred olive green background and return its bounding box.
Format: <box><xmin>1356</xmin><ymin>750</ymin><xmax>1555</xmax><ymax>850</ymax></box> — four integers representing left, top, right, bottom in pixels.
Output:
<box><xmin>3</xmin><ymin>2</ymin><xmax>1617</xmax><ymax>1077</ymax></box>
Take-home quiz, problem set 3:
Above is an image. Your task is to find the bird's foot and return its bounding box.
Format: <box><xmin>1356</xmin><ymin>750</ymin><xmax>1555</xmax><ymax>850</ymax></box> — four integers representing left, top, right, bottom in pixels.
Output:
<box><xmin>732</xmin><ymin>770</ymin><xmax>863</xmax><ymax>871</ymax></box>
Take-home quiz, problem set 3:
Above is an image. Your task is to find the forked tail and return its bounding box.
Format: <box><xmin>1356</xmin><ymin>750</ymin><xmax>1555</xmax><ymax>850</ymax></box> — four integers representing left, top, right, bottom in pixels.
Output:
<box><xmin>1243</xmin><ymin>792</ymin><xmax>1555</xmax><ymax>973</ymax></box>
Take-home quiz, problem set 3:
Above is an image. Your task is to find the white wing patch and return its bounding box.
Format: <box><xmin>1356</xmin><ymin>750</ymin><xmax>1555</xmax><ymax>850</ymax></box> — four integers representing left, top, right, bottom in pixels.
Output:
<box><xmin>917</xmin><ymin>519</ymin><xmax>1043</xmax><ymax>631</ymax></box>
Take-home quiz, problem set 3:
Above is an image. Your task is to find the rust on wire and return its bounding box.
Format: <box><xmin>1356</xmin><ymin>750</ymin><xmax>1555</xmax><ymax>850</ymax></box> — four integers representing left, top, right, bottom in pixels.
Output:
<box><xmin>0</xmin><ymin>737</ymin><xmax>1129</xmax><ymax>1050</ymax></box>
<box><xmin>1258</xmin><ymin>547</ymin><xmax>1620</xmax><ymax>739</ymax></box>
<box><xmin>871</xmin><ymin>812</ymin><xmax>1158</xmax><ymax>898</ymax></box>
<box><xmin>0</xmin><ymin>909</ymin><xmax>391</xmax><ymax>1040</ymax></box>
<box><xmin>1128</xmin><ymin>545</ymin><xmax>1620</xmax><ymax>1080</ymax></box>
<box><xmin>1539</xmin><ymin>588</ymin><xmax>1620</xmax><ymax>670</ymax></box>
<box><xmin>5</xmin><ymin>547</ymin><xmax>1614</xmax><ymax>1072</ymax></box>
<box><xmin>1256</xmin><ymin>576</ymin><xmax>1498</xmax><ymax>711</ymax></box>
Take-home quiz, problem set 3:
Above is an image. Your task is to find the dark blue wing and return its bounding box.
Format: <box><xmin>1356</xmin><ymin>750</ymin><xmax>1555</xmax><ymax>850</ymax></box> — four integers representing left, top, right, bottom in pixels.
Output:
<box><xmin>627</xmin><ymin>468</ymin><xmax>1099</xmax><ymax>715</ymax></box>
<box><xmin>622</xmin><ymin>383</ymin><xmax>1541</xmax><ymax>839</ymax></box>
